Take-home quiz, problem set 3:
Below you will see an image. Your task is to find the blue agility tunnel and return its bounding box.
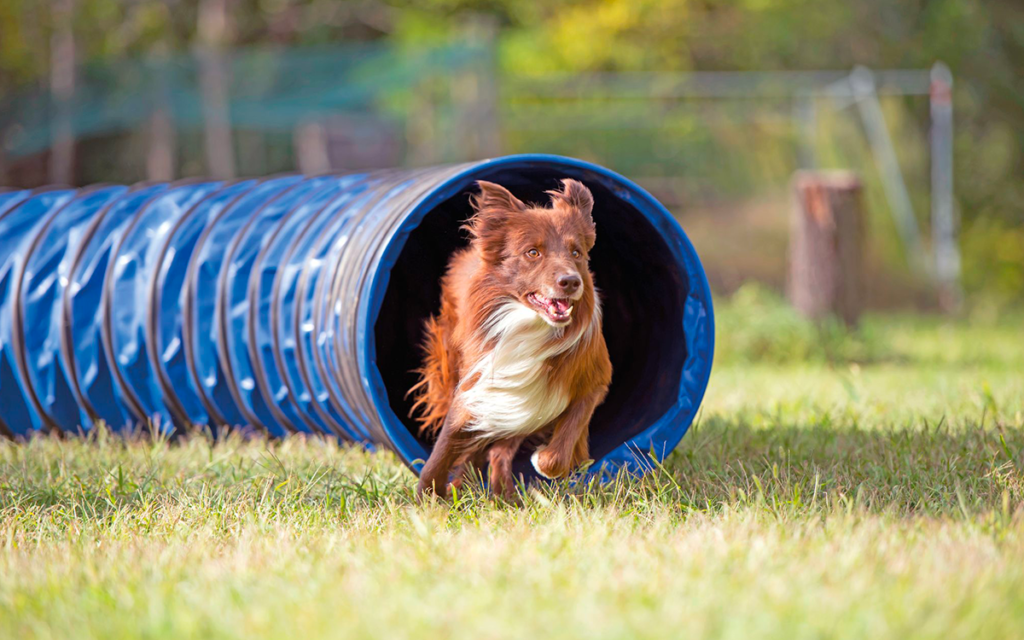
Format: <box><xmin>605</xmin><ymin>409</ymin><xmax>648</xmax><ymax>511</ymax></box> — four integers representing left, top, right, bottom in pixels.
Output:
<box><xmin>0</xmin><ymin>155</ymin><xmax>714</xmax><ymax>477</ymax></box>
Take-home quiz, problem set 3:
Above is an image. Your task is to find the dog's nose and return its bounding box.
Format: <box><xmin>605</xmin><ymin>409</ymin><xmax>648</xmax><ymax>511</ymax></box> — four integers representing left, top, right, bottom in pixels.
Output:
<box><xmin>557</xmin><ymin>274</ymin><xmax>581</xmax><ymax>294</ymax></box>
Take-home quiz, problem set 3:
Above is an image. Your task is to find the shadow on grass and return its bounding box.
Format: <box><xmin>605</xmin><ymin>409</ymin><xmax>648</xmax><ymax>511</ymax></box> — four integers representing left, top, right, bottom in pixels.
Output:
<box><xmin>0</xmin><ymin>431</ymin><xmax>411</xmax><ymax>520</ymax></box>
<box><xmin>2</xmin><ymin>416</ymin><xmax>1022</xmax><ymax>521</ymax></box>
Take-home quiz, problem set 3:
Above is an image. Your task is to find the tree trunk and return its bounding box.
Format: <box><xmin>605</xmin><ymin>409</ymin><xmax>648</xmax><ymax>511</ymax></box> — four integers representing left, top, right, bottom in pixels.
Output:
<box><xmin>455</xmin><ymin>15</ymin><xmax>500</xmax><ymax>159</ymax></box>
<box><xmin>197</xmin><ymin>0</ymin><xmax>235</xmax><ymax>179</ymax></box>
<box><xmin>788</xmin><ymin>171</ymin><xmax>865</xmax><ymax>326</ymax></box>
<box><xmin>406</xmin><ymin>82</ymin><xmax>438</xmax><ymax>166</ymax></box>
<box><xmin>49</xmin><ymin>0</ymin><xmax>76</xmax><ymax>185</ymax></box>
<box><xmin>146</xmin><ymin>48</ymin><xmax>177</xmax><ymax>182</ymax></box>
<box><xmin>0</xmin><ymin>141</ymin><xmax>8</xmax><ymax>186</ymax></box>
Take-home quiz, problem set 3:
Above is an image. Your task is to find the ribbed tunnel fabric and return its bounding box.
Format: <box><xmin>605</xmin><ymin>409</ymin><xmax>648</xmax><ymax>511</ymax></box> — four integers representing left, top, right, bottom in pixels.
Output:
<box><xmin>0</xmin><ymin>155</ymin><xmax>714</xmax><ymax>479</ymax></box>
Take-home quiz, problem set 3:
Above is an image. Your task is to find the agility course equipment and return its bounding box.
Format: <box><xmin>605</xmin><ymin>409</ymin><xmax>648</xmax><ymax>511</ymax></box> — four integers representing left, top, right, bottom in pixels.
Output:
<box><xmin>0</xmin><ymin>155</ymin><xmax>713</xmax><ymax>477</ymax></box>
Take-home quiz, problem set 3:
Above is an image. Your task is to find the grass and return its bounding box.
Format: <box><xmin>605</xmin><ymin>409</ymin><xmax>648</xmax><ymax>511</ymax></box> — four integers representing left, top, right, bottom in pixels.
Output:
<box><xmin>1</xmin><ymin>298</ymin><xmax>1023</xmax><ymax>639</ymax></box>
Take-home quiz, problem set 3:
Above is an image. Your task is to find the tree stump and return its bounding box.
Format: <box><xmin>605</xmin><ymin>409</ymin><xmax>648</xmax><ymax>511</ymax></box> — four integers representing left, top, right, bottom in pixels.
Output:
<box><xmin>788</xmin><ymin>171</ymin><xmax>864</xmax><ymax>326</ymax></box>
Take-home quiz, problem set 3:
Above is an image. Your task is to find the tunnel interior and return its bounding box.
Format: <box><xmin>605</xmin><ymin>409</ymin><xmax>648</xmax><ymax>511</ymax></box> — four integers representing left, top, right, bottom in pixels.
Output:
<box><xmin>374</xmin><ymin>165</ymin><xmax>691</xmax><ymax>477</ymax></box>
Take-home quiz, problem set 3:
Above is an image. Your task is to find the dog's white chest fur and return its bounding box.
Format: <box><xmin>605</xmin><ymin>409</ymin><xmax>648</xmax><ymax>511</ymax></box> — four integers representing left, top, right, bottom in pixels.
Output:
<box><xmin>460</xmin><ymin>302</ymin><xmax>576</xmax><ymax>440</ymax></box>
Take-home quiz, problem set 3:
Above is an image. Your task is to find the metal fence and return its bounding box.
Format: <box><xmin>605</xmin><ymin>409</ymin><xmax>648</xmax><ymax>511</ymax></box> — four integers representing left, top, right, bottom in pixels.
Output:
<box><xmin>0</xmin><ymin>44</ymin><xmax>957</xmax><ymax>300</ymax></box>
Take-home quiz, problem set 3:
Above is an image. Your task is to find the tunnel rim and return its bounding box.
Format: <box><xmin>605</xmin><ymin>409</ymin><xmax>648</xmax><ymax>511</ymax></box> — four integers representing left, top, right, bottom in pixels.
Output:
<box><xmin>361</xmin><ymin>153</ymin><xmax>715</xmax><ymax>476</ymax></box>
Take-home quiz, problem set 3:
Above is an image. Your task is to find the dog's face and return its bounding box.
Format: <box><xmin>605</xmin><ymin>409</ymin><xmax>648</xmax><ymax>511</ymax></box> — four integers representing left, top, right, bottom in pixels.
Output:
<box><xmin>467</xmin><ymin>179</ymin><xmax>596</xmax><ymax>327</ymax></box>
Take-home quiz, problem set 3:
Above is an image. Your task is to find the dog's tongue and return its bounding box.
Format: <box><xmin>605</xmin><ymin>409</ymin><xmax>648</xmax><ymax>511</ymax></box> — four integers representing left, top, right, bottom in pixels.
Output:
<box><xmin>550</xmin><ymin>298</ymin><xmax>571</xmax><ymax>314</ymax></box>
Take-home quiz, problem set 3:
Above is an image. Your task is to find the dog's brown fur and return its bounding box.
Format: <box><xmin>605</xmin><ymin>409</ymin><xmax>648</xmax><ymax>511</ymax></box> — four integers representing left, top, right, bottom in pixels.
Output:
<box><xmin>409</xmin><ymin>179</ymin><xmax>612</xmax><ymax>499</ymax></box>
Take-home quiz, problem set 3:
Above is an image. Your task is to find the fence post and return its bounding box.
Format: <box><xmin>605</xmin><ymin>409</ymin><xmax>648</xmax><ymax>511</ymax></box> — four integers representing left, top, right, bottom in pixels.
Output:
<box><xmin>789</xmin><ymin>171</ymin><xmax>865</xmax><ymax>325</ymax></box>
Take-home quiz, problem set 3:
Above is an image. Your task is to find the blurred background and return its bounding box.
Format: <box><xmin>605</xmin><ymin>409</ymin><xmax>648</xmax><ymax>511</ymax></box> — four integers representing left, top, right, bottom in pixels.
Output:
<box><xmin>0</xmin><ymin>0</ymin><xmax>1021</xmax><ymax>315</ymax></box>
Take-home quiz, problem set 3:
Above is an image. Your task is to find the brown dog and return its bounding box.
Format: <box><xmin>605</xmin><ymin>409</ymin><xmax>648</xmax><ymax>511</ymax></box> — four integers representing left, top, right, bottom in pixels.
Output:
<box><xmin>409</xmin><ymin>179</ymin><xmax>612</xmax><ymax>498</ymax></box>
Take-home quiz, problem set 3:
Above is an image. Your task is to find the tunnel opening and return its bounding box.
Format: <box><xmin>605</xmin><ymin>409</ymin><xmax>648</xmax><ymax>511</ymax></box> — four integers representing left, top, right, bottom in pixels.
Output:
<box><xmin>373</xmin><ymin>162</ymin><xmax>694</xmax><ymax>478</ymax></box>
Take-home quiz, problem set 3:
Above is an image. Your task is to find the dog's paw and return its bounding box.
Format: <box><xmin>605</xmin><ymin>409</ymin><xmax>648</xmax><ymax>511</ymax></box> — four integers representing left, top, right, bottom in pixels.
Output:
<box><xmin>416</xmin><ymin>477</ymin><xmax>448</xmax><ymax>501</ymax></box>
<box><xmin>531</xmin><ymin>447</ymin><xmax>554</xmax><ymax>479</ymax></box>
<box><xmin>531</xmin><ymin>446</ymin><xmax>570</xmax><ymax>479</ymax></box>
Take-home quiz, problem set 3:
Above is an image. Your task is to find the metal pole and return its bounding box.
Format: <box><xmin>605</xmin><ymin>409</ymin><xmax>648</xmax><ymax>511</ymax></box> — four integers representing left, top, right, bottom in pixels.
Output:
<box><xmin>850</xmin><ymin>66</ymin><xmax>927</xmax><ymax>272</ymax></box>
<box><xmin>930</xmin><ymin>62</ymin><xmax>961</xmax><ymax>312</ymax></box>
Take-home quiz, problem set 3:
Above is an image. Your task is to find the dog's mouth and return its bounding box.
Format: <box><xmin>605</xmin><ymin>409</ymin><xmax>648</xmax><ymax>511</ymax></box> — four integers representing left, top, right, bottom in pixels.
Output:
<box><xmin>526</xmin><ymin>293</ymin><xmax>573</xmax><ymax>325</ymax></box>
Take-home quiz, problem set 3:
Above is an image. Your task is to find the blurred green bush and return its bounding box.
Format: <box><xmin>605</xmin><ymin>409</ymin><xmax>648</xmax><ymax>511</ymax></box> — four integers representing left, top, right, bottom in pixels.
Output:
<box><xmin>714</xmin><ymin>283</ymin><xmax>887</xmax><ymax>365</ymax></box>
<box><xmin>1</xmin><ymin>0</ymin><xmax>1020</xmax><ymax>304</ymax></box>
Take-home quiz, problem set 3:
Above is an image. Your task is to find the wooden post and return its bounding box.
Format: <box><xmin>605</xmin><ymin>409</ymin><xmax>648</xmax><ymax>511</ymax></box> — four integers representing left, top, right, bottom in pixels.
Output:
<box><xmin>788</xmin><ymin>171</ymin><xmax>865</xmax><ymax>326</ymax></box>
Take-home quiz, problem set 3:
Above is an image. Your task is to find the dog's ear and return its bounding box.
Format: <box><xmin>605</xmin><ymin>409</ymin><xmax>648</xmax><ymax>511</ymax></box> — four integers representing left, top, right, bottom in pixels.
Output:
<box><xmin>547</xmin><ymin>179</ymin><xmax>594</xmax><ymax>219</ymax></box>
<box><xmin>548</xmin><ymin>179</ymin><xmax>596</xmax><ymax>249</ymax></box>
<box><xmin>472</xmin><ymin>181</ymin><xmax>527</xmax><ymax>214</ymax></box>
<box><xmin>465</xmin><ymin>181</ymin><xmax>525</xmax><ymax>263</ymax></box>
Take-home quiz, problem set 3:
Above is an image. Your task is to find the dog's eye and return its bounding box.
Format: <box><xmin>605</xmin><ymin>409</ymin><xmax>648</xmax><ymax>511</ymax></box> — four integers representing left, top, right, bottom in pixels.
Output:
<box><xmin>571</xmin><ymin>249</ymin><xmax>581</xmax><ymax>259</ymax></box>
<box><xmin>526</xmin><ymin>248</ymin><xmax>541</xmax><ymax>258</ymax></box>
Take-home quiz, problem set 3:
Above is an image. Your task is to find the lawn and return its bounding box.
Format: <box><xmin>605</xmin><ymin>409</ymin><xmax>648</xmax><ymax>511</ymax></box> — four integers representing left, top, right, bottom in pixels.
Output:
<box><xmin>2</xmin><ymin>293</ymin><xmax>1023</xmax><ymax>639</ymax></box>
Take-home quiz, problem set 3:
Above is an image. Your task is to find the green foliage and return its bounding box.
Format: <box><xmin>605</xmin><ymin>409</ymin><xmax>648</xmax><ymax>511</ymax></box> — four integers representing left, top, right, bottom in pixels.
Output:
<box><xmin>0</xmin><ymin>0</ymin><xmax>1021</xmax><ymax>301</ymax></box>
<box><xmin>714</xmin><ymin>283</ymin><xmax>1024</xmax><ymax>366</ymax></box>
<box><xmin>961</xmin><ymin>215</ymin><xmax>1024</xmax><ymax>307</ymax></box>
<box><xmin>714</xmin><ymin>283</ymin><xmax>886</xmax><ymax>365</ymax></box>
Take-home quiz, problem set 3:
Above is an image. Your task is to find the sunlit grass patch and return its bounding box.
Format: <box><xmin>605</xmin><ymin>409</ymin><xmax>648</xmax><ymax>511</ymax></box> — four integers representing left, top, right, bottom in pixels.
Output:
<box><xmin>1</xmin><ymin>309</ymin><xmax>1023</xmax><ymax>639</ymax></box>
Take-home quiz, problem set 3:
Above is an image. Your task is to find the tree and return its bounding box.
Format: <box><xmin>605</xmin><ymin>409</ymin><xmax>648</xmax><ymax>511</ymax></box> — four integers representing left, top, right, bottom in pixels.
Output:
<box><xmin>197</xmin><ymin>0</ymin><xmax>235</xmax><ymax>178</ymax></box>
<box><xmin>49</xmin><ymin>0</ymin><xmax>75</xmax><ymax>184</ymax></box>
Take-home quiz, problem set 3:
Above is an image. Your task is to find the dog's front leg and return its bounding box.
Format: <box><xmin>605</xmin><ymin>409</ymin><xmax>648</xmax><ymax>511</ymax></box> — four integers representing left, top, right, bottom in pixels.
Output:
<box><xmin>487</xmin><ymin>435</ymin><xmax>527</xmax><ymax>499</ymax></box>
<box><xmin>531</xmin><ymin>390</ymin><xmax>605</xmax><ymax>480</ymax></box>
<box><xmin>417</xmin><ymin>404</ymin><xmax>471</xmax><ymax>499</ymax></box>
